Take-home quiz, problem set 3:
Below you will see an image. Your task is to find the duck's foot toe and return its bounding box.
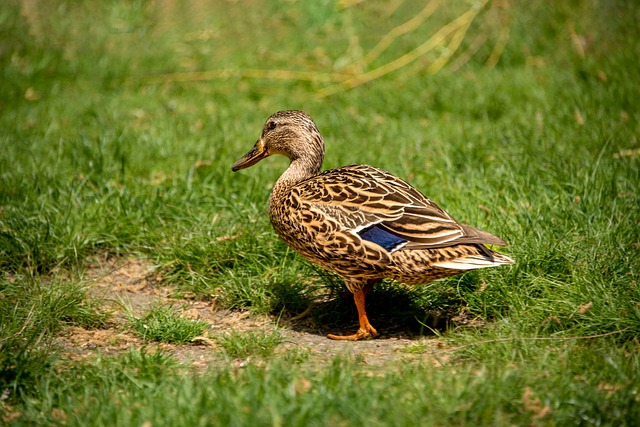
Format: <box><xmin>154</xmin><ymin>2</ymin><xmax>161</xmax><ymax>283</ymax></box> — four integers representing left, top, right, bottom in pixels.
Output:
<box><xmin>327</xmin><ymin>326</ymin><xmax>379</xmax><ymax>341</ymax></box>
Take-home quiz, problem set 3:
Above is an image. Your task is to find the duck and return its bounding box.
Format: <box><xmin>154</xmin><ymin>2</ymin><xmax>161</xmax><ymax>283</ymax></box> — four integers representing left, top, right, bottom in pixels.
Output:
<box><xmin>232</xmin><ymin>110</ymin><xmax>514</xmax><ymax>340</ymax></box>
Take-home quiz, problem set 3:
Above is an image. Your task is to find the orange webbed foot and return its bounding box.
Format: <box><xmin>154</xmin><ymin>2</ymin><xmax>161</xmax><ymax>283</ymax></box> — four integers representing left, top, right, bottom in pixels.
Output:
<box><xmin>327</xmin><ymin>324</ymin><xmax>379</xmax><ymax>341</ymax></box>
<box><xmin>326</xmin><ymin>285</ymin><xmax>379</xmax><ymax>340</ymax></box>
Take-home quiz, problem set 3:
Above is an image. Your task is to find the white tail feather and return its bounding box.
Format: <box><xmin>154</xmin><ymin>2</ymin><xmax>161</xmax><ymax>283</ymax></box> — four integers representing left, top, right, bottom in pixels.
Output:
<box><xmin>433</xmin><ymin>253</ymin><xmax>514</xmax><ymax>271</ymax></box>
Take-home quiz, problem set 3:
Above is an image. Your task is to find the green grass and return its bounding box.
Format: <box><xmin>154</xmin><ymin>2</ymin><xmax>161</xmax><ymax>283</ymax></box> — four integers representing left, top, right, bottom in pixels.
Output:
<box><xmin>8</xmin><ymin>343</ymin><xmax>640</xmax><ymax>426</ymax></box>
<box><xmin>128</xmin><ymin>302</ymin><xmax>208</xmax><ymax>344</ymax></box>
<box><xmin>1</xmin><ymin>0</ymin><xmax>640</xmax><ymax>425</ymax></box>
<box><xmin>0</xmin><ymin>275</ymin><xmax>107</xmax><ymax>395</ymax></box>
<box><xmin>215</xmin><ymin>328</ymin><xmax>284</xmax><ymax>359</ymax></box>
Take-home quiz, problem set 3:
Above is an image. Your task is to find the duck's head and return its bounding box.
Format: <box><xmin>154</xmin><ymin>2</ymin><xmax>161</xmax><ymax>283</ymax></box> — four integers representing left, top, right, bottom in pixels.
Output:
<box><xmin>232</xmin><ymin>110</ymin><xmax>325</xmax><ymax>173</ymax></box>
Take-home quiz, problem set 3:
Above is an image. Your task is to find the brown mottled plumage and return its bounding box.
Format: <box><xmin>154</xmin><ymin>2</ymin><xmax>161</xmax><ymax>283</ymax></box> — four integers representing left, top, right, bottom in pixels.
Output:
<box><xmin>232</xmin><ymin>110</ymin><xmax>514</xmax><ymax>340</ymax></box>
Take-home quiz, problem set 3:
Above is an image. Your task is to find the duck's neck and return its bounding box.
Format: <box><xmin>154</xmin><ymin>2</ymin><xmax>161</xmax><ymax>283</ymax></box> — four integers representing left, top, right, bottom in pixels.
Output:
<box><xmin>271</xmin><ymin>155</ymin><xmax>322</xmax><ymax>200</ymax></box>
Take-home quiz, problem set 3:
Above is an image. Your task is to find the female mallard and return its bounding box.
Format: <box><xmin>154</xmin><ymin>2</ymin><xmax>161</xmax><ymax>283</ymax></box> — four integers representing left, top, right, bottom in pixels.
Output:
<box><xmin>232</xmin><ymin>110</ymin><xmax>513</xmax><ymax>340</ymax></box>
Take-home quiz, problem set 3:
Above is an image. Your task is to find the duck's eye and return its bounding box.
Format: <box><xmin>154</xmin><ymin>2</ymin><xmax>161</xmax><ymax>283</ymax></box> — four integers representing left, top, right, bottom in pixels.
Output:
<box><xmin>266</xmin><ymin>121</ymin><xmax>277</xmax><ymax>131</ymax></box>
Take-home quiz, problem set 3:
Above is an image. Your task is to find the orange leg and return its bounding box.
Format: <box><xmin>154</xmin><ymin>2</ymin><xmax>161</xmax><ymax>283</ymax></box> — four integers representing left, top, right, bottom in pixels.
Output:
<box><xmin>327</xmin><ymin>281</ymin><xmax>379</xmax><ymax>341</ymax></box>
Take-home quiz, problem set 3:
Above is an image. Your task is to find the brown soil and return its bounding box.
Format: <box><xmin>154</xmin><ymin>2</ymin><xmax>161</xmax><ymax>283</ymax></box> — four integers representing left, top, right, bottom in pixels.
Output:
<box><xmin>56</xmin><ymin>257</ymin><xmax>451</xmax><ymax>369</ymax></box>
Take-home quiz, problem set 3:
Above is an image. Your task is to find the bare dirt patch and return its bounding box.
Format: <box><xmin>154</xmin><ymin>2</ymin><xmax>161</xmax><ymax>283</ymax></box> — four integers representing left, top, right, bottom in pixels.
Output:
<box><xmin>56</xmin><ymin>256</ymin><xmax>450</xmax><ymax>368</ymax></box>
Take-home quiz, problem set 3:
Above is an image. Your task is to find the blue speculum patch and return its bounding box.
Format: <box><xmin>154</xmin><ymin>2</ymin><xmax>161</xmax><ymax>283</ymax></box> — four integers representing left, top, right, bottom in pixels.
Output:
<box><xmin>358</xmin><ymin>225</ymin><xmax>407</xmax><ymax>251</ymax></box>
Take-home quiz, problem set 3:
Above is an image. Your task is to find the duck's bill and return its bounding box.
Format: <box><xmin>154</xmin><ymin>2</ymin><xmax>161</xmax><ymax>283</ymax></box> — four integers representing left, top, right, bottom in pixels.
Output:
<box><xmin>231</xmin><ymin>140</ymin><xmax>269</xmax><ymax>171</ymax></box>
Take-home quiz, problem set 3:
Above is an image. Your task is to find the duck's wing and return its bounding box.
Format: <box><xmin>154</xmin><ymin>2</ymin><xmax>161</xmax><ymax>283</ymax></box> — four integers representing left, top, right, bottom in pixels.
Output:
<box><xmin>294</xmin><ymin>164</ymin><xmax>507</xmax><ymax>252</ymax></box>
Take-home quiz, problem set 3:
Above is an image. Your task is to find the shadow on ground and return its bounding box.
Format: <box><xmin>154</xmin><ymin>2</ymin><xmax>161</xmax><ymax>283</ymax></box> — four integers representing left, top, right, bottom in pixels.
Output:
<box><xmin>278</xmin><ymin>280</ymin><xmax>465</xmax><ymax>340</ymax></box>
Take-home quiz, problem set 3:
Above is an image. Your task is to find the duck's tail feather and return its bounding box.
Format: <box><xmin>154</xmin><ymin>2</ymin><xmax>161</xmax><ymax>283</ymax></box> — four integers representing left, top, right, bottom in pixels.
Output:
<box><xmin>432</xmin><ymin>247</ymin><xmax>514</xmax><ymax>271</ymax></box>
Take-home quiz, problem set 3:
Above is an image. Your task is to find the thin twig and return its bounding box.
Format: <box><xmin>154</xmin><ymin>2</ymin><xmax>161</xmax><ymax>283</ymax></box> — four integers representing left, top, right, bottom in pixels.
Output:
<box><xmin>317</xmin><ymin>0</ymin><xmax>488</xmax><ymax>97</ymax></box>
<box><xmin>144</xmin><ymin>68</ymin><xmax>351</xmax><ymax>85</ymax></box>
<box><xmin>485</xmin><ymin>17</ymin><xmax>511</xmax><ymax>69</ymax></box>
<box><xmin>141</xmin><ymin>1</ymin><xmax>492</xmax><ymax>96</ymax></box>
<box><xmin>448</xmin><ymin>31</ymin><xmax>488</xmax><ymax>72</ymax></box>
<box><xmin>287</xmin><ymin>302</ymin><xmax>319</xmax><ymax>322</ymax></box>
<box><xmin>352</xmin><ymin>0</ymin><xmax>441</xmax><ymax>71</ymax></box>
<box><xmin>426</xmin><ymin>11</ymin><xmax>474</xmax><ymax>74</ymax></box>
<box><xmin>337</xmin><ymin>0</ymin><xmax>367</xmax><ymax>10</ymax></box>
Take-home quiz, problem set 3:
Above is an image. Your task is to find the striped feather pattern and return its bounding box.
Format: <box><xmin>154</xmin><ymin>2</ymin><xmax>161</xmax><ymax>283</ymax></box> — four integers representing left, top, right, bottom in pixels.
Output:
<box><xmin>232</xmin><ymin>110</ymin><xmax>514</xmax><ymax>339</ymax></box>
